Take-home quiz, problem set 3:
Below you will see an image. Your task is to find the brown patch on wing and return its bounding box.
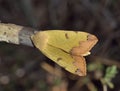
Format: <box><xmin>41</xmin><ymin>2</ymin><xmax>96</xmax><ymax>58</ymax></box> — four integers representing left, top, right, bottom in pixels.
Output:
<box><xmin>71</xmin><ymin>34</ymin><xmax>98</xmax><ymax>56</ymax></box>
<box><xmin>72</xmin><ymin>56</ymin><xmax>86</xmax><ymax>76</ymax></box>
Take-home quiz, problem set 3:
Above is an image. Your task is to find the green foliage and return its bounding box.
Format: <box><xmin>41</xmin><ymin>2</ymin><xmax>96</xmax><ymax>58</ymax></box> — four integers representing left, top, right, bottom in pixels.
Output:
<box><xmin>101</xmin><ymin>65</ymin><xmax>118</xmax><ymax>88</ymax></box>
<box><xmin>88</xmin><ymin>62</ymin><xmax>104</xmax><ymax>72</ymax></box>
<box><xmin>54</xmin><ymin>78</ymin><xmax>62</xmax><ymax>86</ymax></box>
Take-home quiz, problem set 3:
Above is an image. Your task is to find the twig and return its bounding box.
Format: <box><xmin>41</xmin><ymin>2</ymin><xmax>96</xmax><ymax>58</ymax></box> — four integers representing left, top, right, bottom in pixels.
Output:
<box><xmin>103</xmin><ymin>84</ymin><xmax>107</xmax><ymax>91</ymax></box>
<box><xmin>86</xmin><ymin>81</ymin><xmax>97</xmax><ymax>91</ymax></box>
<box><xmin>90</xmin><ymin>56</ymin><xmax>120</xmax><ymax>69</ymax></box>
<box><xmin>0</xmin><ymin>23</ymin><xmax>38</xmax><ymax>47</ymax></box>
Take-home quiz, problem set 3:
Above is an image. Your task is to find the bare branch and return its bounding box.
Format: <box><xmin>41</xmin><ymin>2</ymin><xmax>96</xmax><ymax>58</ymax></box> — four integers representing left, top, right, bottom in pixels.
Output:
<box><xmin>0</xmin><ymin>23</ymin><xmax>38</xmax><ymax>47</ymax></box>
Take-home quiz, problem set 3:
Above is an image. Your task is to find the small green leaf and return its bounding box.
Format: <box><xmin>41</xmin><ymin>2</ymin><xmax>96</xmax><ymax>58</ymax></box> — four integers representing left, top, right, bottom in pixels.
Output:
<box><xmin>101</xmin><ymin>65</ymin><xmax>118</xmax><ymax>89</ymax></box>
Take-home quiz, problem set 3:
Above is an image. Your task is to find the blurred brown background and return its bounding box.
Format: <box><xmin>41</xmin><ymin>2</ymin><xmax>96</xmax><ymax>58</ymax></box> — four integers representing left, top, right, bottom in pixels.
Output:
<box><xmin>0</xmin><ymin>0</ymin><xmax>120</xmax><ymax>91</ymax></box>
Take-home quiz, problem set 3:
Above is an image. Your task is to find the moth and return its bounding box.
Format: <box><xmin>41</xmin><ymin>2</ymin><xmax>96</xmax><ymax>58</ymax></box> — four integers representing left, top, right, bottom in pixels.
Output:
<box><xmin>31</xmin><ymin>30</ymin><xmax>98</xmax><ymax>76</ymax></box>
